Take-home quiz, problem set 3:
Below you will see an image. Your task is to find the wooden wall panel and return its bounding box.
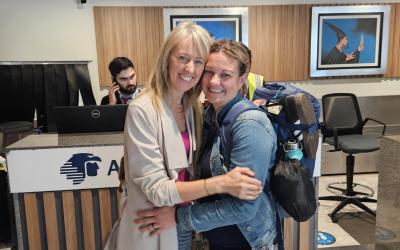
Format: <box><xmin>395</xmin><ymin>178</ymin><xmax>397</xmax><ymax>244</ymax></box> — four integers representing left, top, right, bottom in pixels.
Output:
<box><xmin>24</xmin><ymin>193</ymin><xmax>41</xmax><ymax>250</ymax></box>
<box><xmin>62</xmin><ymin>191</ymin><xmax>78</xmax><ymax>250</ymax></box>
<box><xmin>385</xmin><ymin>3</ymin><xmax>400</xmax><ymax>77</ymax></box>
<box><xmin>43</xmin><ymin>192</ymin><xmax>60</xmax><ymax>250</ymax></box>
<box><xmin>283</xmin><ymin>218</ymin><xmax>294</xmax><ymax>250</ymax></box>
<box><xmin>299</xmin><ymin>220</ymin><xmax>311</xmax><ymax>250</ymax></box>
<box><xmin>293</xmin><ymin>5</ymin><xmax>311</xmax><ymax>80</ymax></box>
<box><xmin>81</xmin><ymin>190</ymin><xmax>95</xmax><ymax>250</ymax></box>
<box><xmin>94</xmin><ymin>4</ymin><xmax>400</xmax><ymax>86</ymax></box>
<box><xmin>249</xmin><ymin>5</ymin><xmax>311</xmax><ymax>81</ymax></box>
<box><xmin>99</xmin><ymin>189</ymin><xmax>112</xmax><ymax>246</ymax></box>
<box><xmin>19</xmin><ymin>189</ymin><xmax>119</xmax><ymax>250</ymax></box>
<box><xmin>249</xmin><ymin>4</ymin><xmax>400</xmax><ymax>81</ymax></box>
<box><xmin>94</xmin><ymin>7</ymin><xmax>163</xmax><ymax>86</ymax></box>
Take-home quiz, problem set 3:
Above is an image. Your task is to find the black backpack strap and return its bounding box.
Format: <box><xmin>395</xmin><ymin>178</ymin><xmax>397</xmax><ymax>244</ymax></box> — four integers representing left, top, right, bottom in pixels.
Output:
<box><xmin>219</xmin><ymin>100</ymin><xmax>261</xmax><ymax>166</ymax></box>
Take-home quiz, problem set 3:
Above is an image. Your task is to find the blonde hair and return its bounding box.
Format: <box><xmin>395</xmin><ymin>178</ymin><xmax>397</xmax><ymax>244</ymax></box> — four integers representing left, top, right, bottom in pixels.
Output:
<box><xmin>144</xmin><ymin>22</ymin><xmax>212</xmax><ymax>110</ymax></box>
<box><xmin>143</xmin><ymin>22</ymin><xmax>212</xmax><ymax>156</ymax></box>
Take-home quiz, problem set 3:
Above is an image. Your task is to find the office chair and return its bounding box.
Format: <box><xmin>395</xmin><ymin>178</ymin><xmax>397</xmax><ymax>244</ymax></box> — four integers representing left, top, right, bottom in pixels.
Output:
<box><xmin>319</xmin><ymin>93</ymin><xmax>386</xmax><ymax>223</ymax></box>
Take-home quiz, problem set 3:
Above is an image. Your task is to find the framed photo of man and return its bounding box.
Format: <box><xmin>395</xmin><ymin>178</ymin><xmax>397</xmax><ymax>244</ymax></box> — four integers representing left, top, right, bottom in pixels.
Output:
<box><xmin>163</xmin><ymin>7</ymin><xmax>248</xmax><ymax>46</ymax></box>
<box><xmin>310</xmin><ymin>5</ymin><xmax>391</xmax><ymax>77</ymax></box>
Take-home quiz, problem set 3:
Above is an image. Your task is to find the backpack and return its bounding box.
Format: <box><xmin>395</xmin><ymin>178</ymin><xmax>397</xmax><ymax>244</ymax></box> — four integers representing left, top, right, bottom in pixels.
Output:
<box><xmin>219</xmin><ymin>82</ymin><xmax>319</xmax><ymax>222</ymax></box>
<box><xmin>253</xmin><ymin>82</ymin><xmax>321</xmax><ymax>173</ymax></box>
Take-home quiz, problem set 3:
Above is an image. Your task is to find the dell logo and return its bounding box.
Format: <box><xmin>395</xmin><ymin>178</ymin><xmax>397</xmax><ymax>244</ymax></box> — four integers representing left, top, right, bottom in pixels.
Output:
<box><xmin>91</xmin><ymin>109</ymin><xmax>101</xmax><ymax>119</ymax></box>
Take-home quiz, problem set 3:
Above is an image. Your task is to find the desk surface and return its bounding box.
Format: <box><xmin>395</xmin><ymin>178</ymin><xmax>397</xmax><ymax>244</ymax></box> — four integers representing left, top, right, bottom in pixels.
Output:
<box><xmin>5</xmin><ymin>132</ymin><xmax>124</xmax><ymax>151</ymax></box>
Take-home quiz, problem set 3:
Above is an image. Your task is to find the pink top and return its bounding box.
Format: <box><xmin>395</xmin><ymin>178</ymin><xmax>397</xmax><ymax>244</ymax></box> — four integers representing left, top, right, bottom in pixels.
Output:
<box><xmin>178</xmin><ymin>131</ymin><xmax>190</xmax><ymax>182</ymax></box>
<box><xmin>178</xmin><ymin>131</ymin><xmax>190</xmax><ymax>204</ymax></box>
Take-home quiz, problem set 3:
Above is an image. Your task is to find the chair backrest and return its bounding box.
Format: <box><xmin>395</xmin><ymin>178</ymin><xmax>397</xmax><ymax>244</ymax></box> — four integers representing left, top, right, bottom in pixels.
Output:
<box><xmin>322</xmin><ymin>93</ymin><xmax>363</xmax><ymax>138</ymax></box>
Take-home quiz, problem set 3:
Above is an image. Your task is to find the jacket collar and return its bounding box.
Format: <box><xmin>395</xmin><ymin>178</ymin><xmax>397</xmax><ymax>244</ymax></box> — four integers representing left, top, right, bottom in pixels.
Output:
<box><xmin>204</xmin><ymin>93</ymin><xmax>244</xmax><ymax>127</ymax></box>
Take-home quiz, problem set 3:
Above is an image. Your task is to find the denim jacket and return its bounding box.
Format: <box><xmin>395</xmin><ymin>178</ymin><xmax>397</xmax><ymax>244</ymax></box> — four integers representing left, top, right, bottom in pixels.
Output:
<box><xmin>177</xmin><ymin>95</ymin><xmax>278</xmax><ymax>249</ymax></box>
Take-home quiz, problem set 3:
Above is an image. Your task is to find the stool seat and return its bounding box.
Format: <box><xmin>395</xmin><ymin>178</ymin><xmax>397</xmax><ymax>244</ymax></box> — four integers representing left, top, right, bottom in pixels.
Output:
<box><xmin>325</xmin><ymin>134</ymin><xmax>380</xmax><ymax>154</ymax></box>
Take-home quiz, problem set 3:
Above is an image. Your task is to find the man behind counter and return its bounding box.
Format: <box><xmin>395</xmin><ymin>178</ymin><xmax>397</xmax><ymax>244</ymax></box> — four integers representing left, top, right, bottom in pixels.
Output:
<box><xmin>100</xmin><ymin>57</ymin><xmax>141</xmax><ymax>105</ymax></box>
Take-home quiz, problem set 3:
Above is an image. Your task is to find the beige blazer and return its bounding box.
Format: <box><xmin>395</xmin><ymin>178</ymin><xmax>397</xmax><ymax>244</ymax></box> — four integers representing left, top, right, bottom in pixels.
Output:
<box><xmin>115</xmin><ymin>93</ymin><xmax>196</xmax><ymax>250</ymax></box>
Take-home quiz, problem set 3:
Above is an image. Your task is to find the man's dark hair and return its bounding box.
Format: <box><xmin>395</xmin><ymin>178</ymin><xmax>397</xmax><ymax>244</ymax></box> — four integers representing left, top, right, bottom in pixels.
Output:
<box><xmin>108</xmin><ymin>57</ymin><xmax>134</xmax><ymax>77</ymax></box>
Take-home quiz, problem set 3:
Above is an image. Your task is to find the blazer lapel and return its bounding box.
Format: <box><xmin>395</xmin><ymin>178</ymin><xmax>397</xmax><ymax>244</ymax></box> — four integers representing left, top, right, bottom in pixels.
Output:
<box><xmin>160</xmin><ymin>100</ymin><xmax>190</xmax><ymax>172</ymax></box>
<box><xmin>184</xmin><ymin>107</ymin><xmax>196</xmax><ymax>176</ymax></box>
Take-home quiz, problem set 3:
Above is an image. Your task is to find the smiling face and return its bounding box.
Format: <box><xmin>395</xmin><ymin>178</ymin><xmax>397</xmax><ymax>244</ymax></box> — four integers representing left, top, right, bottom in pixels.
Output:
<box><xmin>167</xmin><ymin>37</ymin><xmax>205</xmax><ymax>99</ymax></box>
<box><xmin>201</xmin><ymin>51</ymin><xmax>246</xmax><ymax>111</ymax></box>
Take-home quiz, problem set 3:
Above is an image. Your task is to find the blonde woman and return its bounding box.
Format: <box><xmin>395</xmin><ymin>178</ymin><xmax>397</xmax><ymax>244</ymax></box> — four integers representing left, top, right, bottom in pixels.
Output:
<box><xmin>115</xmin><ymin>23</ymin><xmax>262</xmax><ymax>250</ymax></box>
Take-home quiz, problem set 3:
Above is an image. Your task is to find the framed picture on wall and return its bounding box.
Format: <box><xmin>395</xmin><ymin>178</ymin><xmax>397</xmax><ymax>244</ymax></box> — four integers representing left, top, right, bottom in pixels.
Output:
<box><xmin>163</xmin><ymin>7</ymin><xmax>248</xmax><ymax>46</ymax></box>
<box><xmin>310</xmin><ymin>5</ymin><xmax>391</xmax><ymax>77</ymax></box>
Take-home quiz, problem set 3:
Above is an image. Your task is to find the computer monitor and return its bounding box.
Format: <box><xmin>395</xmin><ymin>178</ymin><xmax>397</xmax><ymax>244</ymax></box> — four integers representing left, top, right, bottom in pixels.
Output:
<box><xmin>53</xmin><ymin>104</ymin><xmax>128</xmax><ymax>133</ymax></box>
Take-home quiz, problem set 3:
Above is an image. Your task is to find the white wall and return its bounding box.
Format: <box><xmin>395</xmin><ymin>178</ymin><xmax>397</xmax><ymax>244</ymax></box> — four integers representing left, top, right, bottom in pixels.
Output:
<box><xmin>1</xmin><ymin>0</ymin><xmax>400</xmax><ymax>102</ymax></box>
<box><xmin>0</xmin><ymin>0</ymin><xmax>104</xmax><ymax>104</ymax></box>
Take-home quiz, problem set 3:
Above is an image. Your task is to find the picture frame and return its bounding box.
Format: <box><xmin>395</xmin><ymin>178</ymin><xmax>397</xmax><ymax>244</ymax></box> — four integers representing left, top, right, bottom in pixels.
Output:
<box><xmin>163</xmin><ymin>7</ymin><xmax>248</xmax><ymax>46</ymax></box>
<box><xmin>310</xmin><ymin>5</ymin><xmax>391</xmax><ymax>77</ymax></box>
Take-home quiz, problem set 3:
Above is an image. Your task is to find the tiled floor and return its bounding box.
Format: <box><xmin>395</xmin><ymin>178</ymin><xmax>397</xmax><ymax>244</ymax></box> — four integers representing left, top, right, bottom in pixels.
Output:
<box><xmin>318</xmin><ymin>173</ymin><xmax>378</xmax><ymax>249</ymax></box>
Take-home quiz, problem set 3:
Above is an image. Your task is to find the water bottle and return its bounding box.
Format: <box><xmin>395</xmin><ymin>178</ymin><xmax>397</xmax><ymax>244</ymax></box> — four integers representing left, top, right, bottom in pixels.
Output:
<box><xmin>283</xmin><ymin>139</ymin><xmax>303</xmax><ymax>161</ymax></box>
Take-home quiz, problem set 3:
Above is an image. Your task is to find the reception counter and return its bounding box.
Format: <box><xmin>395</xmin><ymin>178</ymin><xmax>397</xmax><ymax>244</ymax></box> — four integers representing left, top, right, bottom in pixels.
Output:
<box><xmin>6</xmin><ymin>133</ymin><xmax>123</xmax><ymax>250</ymax></box>
<box><xmin>6</xmin><ymin>132</ymin><xmax>318</xmax><ymax>250</ymax></box>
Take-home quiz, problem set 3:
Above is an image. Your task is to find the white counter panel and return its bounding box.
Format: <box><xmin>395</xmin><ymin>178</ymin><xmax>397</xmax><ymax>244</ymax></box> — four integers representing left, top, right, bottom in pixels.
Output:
<box><xmin>7</xmin><ymin>145</ymin><xmax>122</xmax><ymax>193</ymax></box>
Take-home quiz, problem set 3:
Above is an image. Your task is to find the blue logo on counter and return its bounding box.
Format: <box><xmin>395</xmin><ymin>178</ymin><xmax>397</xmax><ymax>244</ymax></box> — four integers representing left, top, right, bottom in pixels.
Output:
<box><xmin>60</xmin><ymin>153</ymin><xmax>102</xmax><ymax>185</ymax></box>
<box><xmin>317</xmin><ymin>231</ymin><xmax>336</xmax><ymax>245</ymax></box>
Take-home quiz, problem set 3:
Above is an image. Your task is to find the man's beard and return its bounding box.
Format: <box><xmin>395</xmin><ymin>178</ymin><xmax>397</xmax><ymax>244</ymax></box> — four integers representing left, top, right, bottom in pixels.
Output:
<box><xmin>120</xmin><ymin>84</ymin><xmax>137</xmax><ymax>95</ymax></box>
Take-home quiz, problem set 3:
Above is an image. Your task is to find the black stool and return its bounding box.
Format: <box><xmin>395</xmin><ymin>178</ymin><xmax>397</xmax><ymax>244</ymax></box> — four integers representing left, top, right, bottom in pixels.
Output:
<box><xmin>318</xmin><ymin>93</ymin><xmax>385</xmax><ymax>223</ymax></box>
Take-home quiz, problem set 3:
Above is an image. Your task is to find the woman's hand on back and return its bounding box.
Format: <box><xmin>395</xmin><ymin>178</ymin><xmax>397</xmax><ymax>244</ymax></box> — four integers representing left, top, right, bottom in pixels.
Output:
<box><xmin>134</xmin><ymin>205</ymin><xmax>176</xmax><ymax>236</ymax></box>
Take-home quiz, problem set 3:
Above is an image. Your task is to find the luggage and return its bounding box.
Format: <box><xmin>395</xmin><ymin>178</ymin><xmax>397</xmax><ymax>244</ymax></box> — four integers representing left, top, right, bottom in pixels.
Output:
<box><xmin>219</xmin><ymin>82</ymin><xmax>320</xmax><ymax>222</ymax></box>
